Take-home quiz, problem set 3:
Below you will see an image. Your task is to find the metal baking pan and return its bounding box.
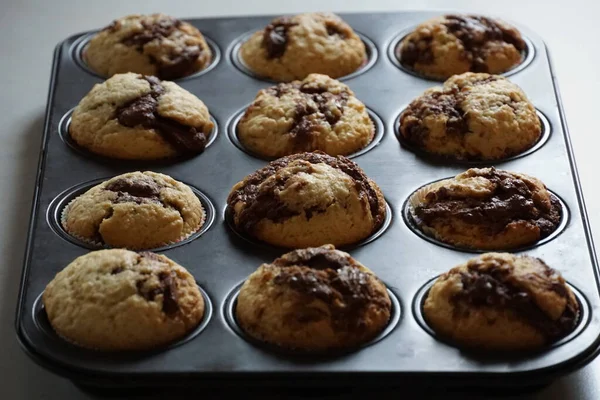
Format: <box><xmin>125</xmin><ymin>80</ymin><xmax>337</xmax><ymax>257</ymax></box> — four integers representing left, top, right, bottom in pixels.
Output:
<box><xmin>15</xmin><ymin>11</ymin><xmax>600</xmax><ymax>390</ymax></box>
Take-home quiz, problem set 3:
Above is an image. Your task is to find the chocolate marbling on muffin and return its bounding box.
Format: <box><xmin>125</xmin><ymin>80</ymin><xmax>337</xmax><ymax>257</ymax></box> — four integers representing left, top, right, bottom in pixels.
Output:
<box><xmin>398</xmin><ymin>15</ymin><xmax>526</xmax><ymax>80</ymax></box>
<box><xmin>62</xmin><ymin>171</ymin><xmax>205</xmax><ymax>250</ymax></box>
<box><xmin>237</xmin><ymin>73</ymin><xmax>374</xmax><ymax>158</ymax></box>
<box><xmin>399</xmin><ymin>72</ymin><xmax>541</xmax><ymax>161</ymax></box>
<box><xmin>69</xmin><ymin>73</ymin><xmax>213</xmax><ymax>160</ymax></box>
<box><xmin>423</xmin><ymin>253</ymin><xmax>579</xmax><ymax>351</ymax></box>
<box><xmin>409</xmin><ymin>168</ymin><xmax>561</xmax><ymax>250</ymax></box>
<box><xmin>235</xmin><ymin>245</ymin><xmax>392</xmax><ymax>351</ymax></box>
<box><xmin>84</xmin><ymin>14</ymin><xmax>213</xmax><ymax>80</ymax></box>
<box><xmin>240</xmin><ymin>13</ymin><xmax>367</xmax><ymax>81</ymax></box>
<box><xmin>43</xmin><ymin>249</ymin><xmax>205</xmax><ymax>351</ymax></box>
<box><xmin>227</xmin><ymin>151</ymin><xmax>386</xmax><ymax>248</ymax></box>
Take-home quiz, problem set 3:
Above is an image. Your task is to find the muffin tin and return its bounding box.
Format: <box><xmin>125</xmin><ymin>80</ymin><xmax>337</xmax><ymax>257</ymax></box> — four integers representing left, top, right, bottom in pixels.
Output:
<box><xmin>15</xmin><ymin>11</ymin><xmax>600</xmax><ymax>390</ymax></box>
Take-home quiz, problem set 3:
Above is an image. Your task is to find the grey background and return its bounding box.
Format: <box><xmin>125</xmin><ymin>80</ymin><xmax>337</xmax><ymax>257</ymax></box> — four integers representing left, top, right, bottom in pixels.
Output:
<box><xmin>1</xmin><ymin>0</ymin><xmax>598</xmax><ymax>398</ymax></box>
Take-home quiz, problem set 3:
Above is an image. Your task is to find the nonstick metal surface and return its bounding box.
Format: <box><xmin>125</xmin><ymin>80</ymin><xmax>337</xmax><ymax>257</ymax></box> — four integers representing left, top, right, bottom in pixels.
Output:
<box><xmin>15</xmin><ymin>11</ymin><xmax>600</xmax><ymax>389</ymax></box>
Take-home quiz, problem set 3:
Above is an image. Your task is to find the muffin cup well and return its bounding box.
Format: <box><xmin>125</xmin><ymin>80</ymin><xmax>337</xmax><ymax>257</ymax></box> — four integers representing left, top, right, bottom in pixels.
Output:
<box><xmin>223</xmin><ymin>281</ymin><xmax>401</xmax><ymax>356</ymax></box>
<box><xmin>47</xmin><ymin>178</ymin><xmax>216</xmax><ymax>251</ymax></box>
<box><xmin>32</xmin><ymin>284</ymin><xmax>213</xmax><ymax>354</ymax></box>
<box><xmin>230</xmin><ymin>30</ymin><xmax>378</xmax><ymax>83</ymax></box>
<box><xmin>71</xmin><ymin>32</ymin><xmax>222</xmax><ymax>81</ymax></box>
<box><xmin>58</xmin><ymin>108</ymin><xmax>220</xmax><ymax>165</ymax></box>
<box><xmin>226</xmin><ymin>105</ymin><xmax>385</xmax><ymax>161</ymax></box>
<box><xmin>224</xmin><ymin>200</ymin><xmax>393</xmax><ymax>251</ymax></box>
<box><xmin>394</xmin><ymin>109</ymin><xmax>551</xmax><ymax>166</ymax></box>
<box><xmin>412</xmin><ymin>275</ymin><xmax>589</xmax><ymax>355</ymax></box>
<box><xmin>387</xmin><ymin>28</ymin><xmax>536</xmax><ymax>82</ymax></box>
<box><xmin>402</xmin><ymin>178</ymin><xmax>569</xmax><ymax>253</ymax></box>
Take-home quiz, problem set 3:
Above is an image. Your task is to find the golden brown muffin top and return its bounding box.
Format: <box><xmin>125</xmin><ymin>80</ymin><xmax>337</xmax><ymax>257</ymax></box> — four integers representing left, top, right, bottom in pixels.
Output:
<box><xmin>439</xmin><ymin>252</ymin><xmax>579</xmax><ymax>341</ymax></box>
<box><xmin>227</xmin><ymin>151</ymin><xmax>386</xmax><ymax>234</ymax></box>
<box><xmin>413</xmin><ymin>167</ymin><xmax>561</xmax><ymax>238</ymax></box>
<box><xmin>93</xmin><ymin>14</ymin><xmax>211</xmax><ymax>80</ymax></box>
<box><xmin>267</xmin><ymin>245</ymin><xmax>391</xmax><ymax>332</ymax></box>
<box><xmin>400</xmin><ymin>15</ymin><xmax>525</xmax><ymax>72</ymax></box>
<box><xmin>260</xmin><ymin>13</ymin><xmax>362</xmax><ymax>59</ymax></box>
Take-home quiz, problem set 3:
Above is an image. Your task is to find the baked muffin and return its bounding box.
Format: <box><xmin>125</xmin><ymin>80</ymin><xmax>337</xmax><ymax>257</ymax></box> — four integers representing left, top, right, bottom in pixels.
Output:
<box><xmin>227</xmin><ymin>152</ymin><xmax>386</xmax><ymax>248</ymax></box>
<box><xmin>423</xmin><ymin>253</ymin><xmax>579</xmax><ymax>351</ymax></box>
<box><xmin>69</xmin><ymin>72</ymin><xmax>213</xmax><ymax>160</ymax></box>
<box><xmin>408</xmin><ymin>167</ymin><xmax>562</xmax><ymax>250</ymax></box>
<box><xmin>236</xmin><ymin>245</ymin><xmax>392</xmax><ymax>351</ymax></box>
<box><xmin>399</xmin><ymin>72</ymin><xmax>541</xmax><ymax>161</ymax></box>
<box><xmin>62</xmin><ymin>171</ymin><xmax>205</xmax><ymax>250</ymax></box>
<box><xmin>84</xmin><ymin>13</ymin><xmax>213</xmax><ymax>80</ymax></box>
<box><xmin>43</xmin><ymin>249</ymin><xmax>205</xmax><ymax>351</ymax></box>
<box><xmin>397</xmin><ymin>14</ymin><xmax>526</xmax><ymax>80</ymax></box>
<box><xmin>237</xmin><ymin>73</ymin><xmax>374</xmax><ymax>158</ymax></box>
<box><xmin>240</xmin><ymin>13</ymin><xmax>366</xmax><ymax>81</ymax></box>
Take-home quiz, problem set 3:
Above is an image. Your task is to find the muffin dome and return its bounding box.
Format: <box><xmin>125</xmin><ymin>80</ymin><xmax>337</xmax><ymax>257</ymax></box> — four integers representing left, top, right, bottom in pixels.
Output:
<box><xmin>84</xmin><ymin>13</ymin><xmax>213</xmax><ymax>80</ymax></box>
<box><xmin>240</xmin><ymin>13</ymin><xmax>366</xmax><ymax>81</ymax></box>
<box><xmin>238</xmin><ymin>73</ymin><xmax>374</xmax><ymax>158</ymax></box>
<box><xmin>43</xmin><ymin>249</ymin><xmax>204</xmax><ymax>351</ymax></box>
<box><xmin>398</xmin><ymin>14</ymin><xmax>525</xmax><ymax>80</ymax></box>
<box><xmin>70</xmin><ymin>73</ymin><xmax>213</xmax><ymax>160</ymax></box>
<box><xmin>423</xmin><ymin>252</ymin><xmax>579</xmax><ymax>350</ymax></box>
<box><xmin>227</xmin><ymin>151</ymin><xmax>386</xmax><ymax>248</ymax></box>
<box><xmin>236</xmin><ymin>245</ymin><xmax>392</xmax><ymax>351</ymax></box>
<box><xmin>62</xmin><ymin>171</ymin><xmax>205</xmax><ymax>250</ymax></box>
<box><xmin>399</xmin><ymin>73</ymin><xmax>541</xmax><ymax>161</ymax></box>
<box><xmin>409</xmin><ymin>167</ymin><xmax>561</xmax><ymax>250</ymax></box>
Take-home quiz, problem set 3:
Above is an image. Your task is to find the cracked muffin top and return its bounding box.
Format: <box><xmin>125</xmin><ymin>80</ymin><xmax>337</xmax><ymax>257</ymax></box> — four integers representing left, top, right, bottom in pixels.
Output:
<box><xmin>399</xmin><ymin>72</ymin><xmax>541</xmax><ymax>161</ymax></box>
<box><xmin>227</xmin><ymin>151</ymin><xmax>386</xmax><ymax>248</ymax></box>
<box><xmin>240</xmin><ymin>13</ymin><xmax>366</xmax><ymax>81</ymax></box>
<box><xmin>43</xmin><ymin>249</ymin><xmax>204</xmax><ymax>351</ymax></box>
<box><xmin>236</xmin><ymin>244</ymin><xmax>392</xmax><ymax>351</ymax></box>
<box><xmin>423</xmin><ymin>252</ymin><xmax>579</xmax><ymax>350</ymax></box>
<box><xmin>84</xmin><ymin>13</ymin><xmax>213</xmax><ymax>80</ymax></box>
<box><xmin>237</xmin><ymin>73</ymin><xmax>374</xmax><ymax>158</ymax></box>
<box><xmin>62</xmin><ymin>171</ymin><xmax>205</xmax><ymax>250</ymax></box>
<box><xmin>397</xmin><ymin>14</ymin><xmax>525</xmax><ymax>80</ymax></box>
<box><xmin>69</xmin><ymin>73</ymin><xmax>214</xmax><ymax>160</ymax></box>
<box><xmin>409</xmin><ymin>167</ymin><xmax>562</xmax><ymax>250</ymax></box>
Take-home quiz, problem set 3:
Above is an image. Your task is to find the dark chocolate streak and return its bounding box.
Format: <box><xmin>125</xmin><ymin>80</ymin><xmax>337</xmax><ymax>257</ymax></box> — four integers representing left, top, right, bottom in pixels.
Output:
<box><xmin>135</xmin><ymin>253</ymin><xmax>180</xmax><ymax>316</ymax></box>
<box><xmin>263</xmin><ymin>81</ymin><xmax>350</xmax><ymax>148</ymax></box>
<box><xmin>120</xmin><ymin>17</ymin><xmax>203</xmax><ymax>80</ymax></box>
<box><xmin>452</xmin><ymin>261</ymin><xmax>578</xmax><ymax>341</ymax></box>
<box><xmin>272</xmin><ymin>247</ymin><xmax>389</xmax><ymax>332</ymax></box>
<box><xmin>325</xmin><ymin>23</ymin><xmax>347</xmax><ymax>38</ymax></box>
<box><xmin>444</xmin><ymin>15</ymin><xmax>526</xmax><ymax>72</ymax></box>
<box><xmin>415</xmin><ymin>168</ymin><xmax>561</xmax><ymax>237</ymax></box>
<box><xmin>262</xmin><ymin>17</ymin><xmax>297</xmax><ymax>58</ymax></box>
<box><xmin>399</xmin><ymin>14</ymin><xmax>525</xmax><ymax>71</ymax></box>
<box><xmin>399</xmin><ymin>75</ymin><xmax>500</xmax><ymax>150</ymax></box>
<box><xmin>273</xmin><ymin>246</ymin><xmax>353</xmax><ymax>271</ymax></box>
<box><xmin>105</xmin><ymin>176</ymin><xmax>162</xmax><ymax>204</ymax></box>
<box><xmin>116</xmin><ymin>76</ymin><xmax>207</xmax><ymax>154</ymax></box>
<box><xmin>399</xmin><ymin>36</ymin><xmax>433</xmax><ymax>67</ymax></box>
<box><xmin>227</xmin><ymin>152</ymin><xmax>384</xmax><ymax>233</ymax></box>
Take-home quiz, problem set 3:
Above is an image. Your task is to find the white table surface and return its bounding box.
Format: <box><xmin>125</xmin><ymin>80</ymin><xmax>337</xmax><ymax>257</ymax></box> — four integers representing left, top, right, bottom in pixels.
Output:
<box><xmin>1</xmin><ymin>0</ymin><xmax>598</xmax><ymax>398</ymax></box>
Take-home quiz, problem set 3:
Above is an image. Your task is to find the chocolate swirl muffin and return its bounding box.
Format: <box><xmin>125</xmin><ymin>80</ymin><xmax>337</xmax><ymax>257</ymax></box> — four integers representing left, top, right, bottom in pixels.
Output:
<box><xmin>69</xmin><ymin>73</ymin><xmax>213</xmax><ymax>160</ymax></box>
<box><xmin>227</xmin><ymin>152</ymin><xmax>386</xmax><ymax>248</ymax></box>
<box><xmin>240</xmin><ymin>13</ymin><xmax>366</xmax><ymax>82</ymax></box>
<box><xmin>409</xmin><ymin>168</ymin><xmax>562</xmax><ymax>250</ymax></box>
<box><xmin>399</xmin><ymin>73</ymin><xmax>541</xmax><ymax>161</ymax></box>
<box><xmin>238</xmin><ymin>73</ymin><xmax>374</xmax><ymax>158</ymax></box>
<box><xmin>397</xmin><ymin>15</ymin><xmax>526</xmax><ymax>80</ymax></box>
<box><xmin>43</xmin><ymin>249</ymin><xmax>205</xmax><ymax>350</ymax></box>
<box><xmin>84</xmin><ymin>14</ymin><xmax>213</xmax><ymax>80</ymax></box>
<box><xmin>423</xmin><ymin>253</ymin><xmax>579</xmax><ymax>350</ymax></box>
<box><xmin>235</xmin><ymin>245</ymin><xmax>392</xmax><ymax>351</ymax></box>
<box><xmin>62</xmin><ymin>171</ymin><xmax>205</xmax><ymax>250</ymax></box>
